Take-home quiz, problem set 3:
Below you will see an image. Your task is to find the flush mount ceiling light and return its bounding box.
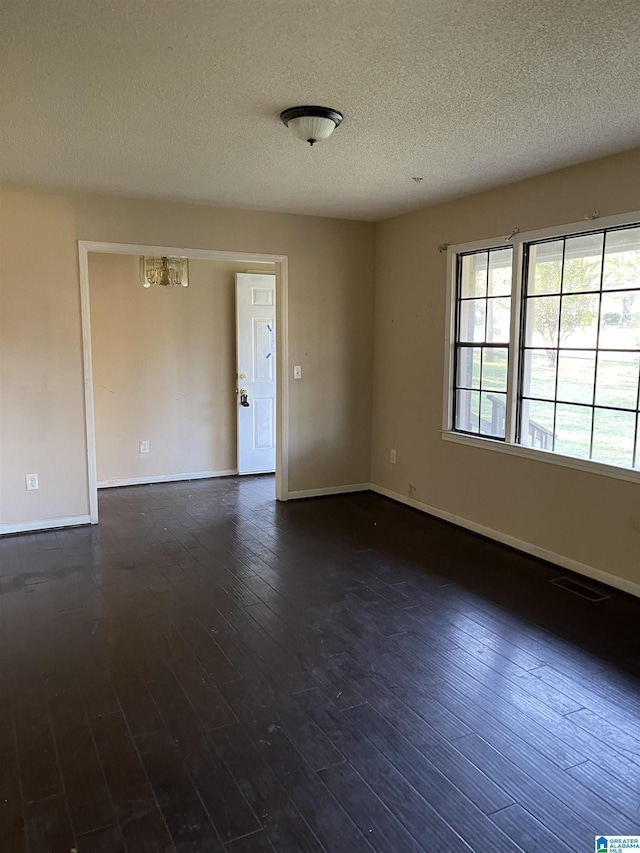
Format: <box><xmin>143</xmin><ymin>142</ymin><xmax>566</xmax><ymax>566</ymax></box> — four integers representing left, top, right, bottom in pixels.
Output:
<box><xmin>280</xmin><ymin>105</ymin><xmax>343</xmax><ymax>146</ymax></box>
<box><xmin>139</xmin><ymin>256</ymin><xmax>189</xmax><ymax>288</ymax></box>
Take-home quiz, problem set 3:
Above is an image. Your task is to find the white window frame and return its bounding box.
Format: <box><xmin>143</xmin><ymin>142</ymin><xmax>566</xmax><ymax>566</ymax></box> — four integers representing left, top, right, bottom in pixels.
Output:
<box><xmin>443</xmin><ymin>210</ymin><xmax>640</xmax><ymax>486</ymax></box>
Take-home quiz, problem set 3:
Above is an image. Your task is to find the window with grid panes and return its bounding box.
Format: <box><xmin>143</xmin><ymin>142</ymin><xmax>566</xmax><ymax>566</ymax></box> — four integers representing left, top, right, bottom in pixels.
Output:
<box><xmin>453</xmin><ymin>247</ymin><xmax>513</xmax><ymax>439</ymax></box>
<box><xmin>448</xmin><ymin>216</ymin><xmax>640</xmax><ymax>474</ymax></box>
<box><xmin>521</xmin><ymin>225</ymin><xmax>640</xmax><ymax>469</ymax></box>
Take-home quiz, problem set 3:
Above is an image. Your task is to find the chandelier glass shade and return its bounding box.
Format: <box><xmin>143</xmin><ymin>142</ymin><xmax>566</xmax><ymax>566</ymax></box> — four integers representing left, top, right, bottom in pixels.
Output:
<box><xmin>139</xmin><ymin>256</ymin><xmax>189</xmax><ymax>288</ymax></box>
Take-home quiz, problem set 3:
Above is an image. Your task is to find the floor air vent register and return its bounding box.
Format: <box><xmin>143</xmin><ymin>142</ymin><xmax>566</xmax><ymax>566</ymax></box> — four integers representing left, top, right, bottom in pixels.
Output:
<box><xmin>550</xmin><ymin>576</ymin><xmax>609</xmax><ymax>601</ymax></box>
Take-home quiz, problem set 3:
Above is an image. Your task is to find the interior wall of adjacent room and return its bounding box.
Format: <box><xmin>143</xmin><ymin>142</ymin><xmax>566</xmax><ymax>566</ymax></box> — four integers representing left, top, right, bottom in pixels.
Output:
<box><xmin>371</xmin><ymin>148</ymin><xmax>640</xmax><ymax>591</ymax></box>
<box><xmin>89</xmin><ymin>254</ymin><xmax>270</xmax><ymax>484</ymax></box>
<box><xmin>0</xmin><ymin>187</ymin><xmax>375</xmax><ymax>528</ymax></box>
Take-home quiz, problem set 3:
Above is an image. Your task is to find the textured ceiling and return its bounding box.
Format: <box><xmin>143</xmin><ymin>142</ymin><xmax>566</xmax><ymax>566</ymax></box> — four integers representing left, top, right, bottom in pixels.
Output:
<box><xmin>1</xmin><ymin>0</ymin><xmax>639</xmax><ymax>221</ymax></box>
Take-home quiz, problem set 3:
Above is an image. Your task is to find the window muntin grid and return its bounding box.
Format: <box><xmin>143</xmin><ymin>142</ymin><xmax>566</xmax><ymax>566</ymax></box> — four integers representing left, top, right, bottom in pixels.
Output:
<box><xmin>453</xmin><ymin>247</ymin><xmax>513</xmax><ymax>439</ymax></box>
<box><xmin>518</xmin><ymin>224</ymin><xmax>640</xmax><ymax>469</ymax></box>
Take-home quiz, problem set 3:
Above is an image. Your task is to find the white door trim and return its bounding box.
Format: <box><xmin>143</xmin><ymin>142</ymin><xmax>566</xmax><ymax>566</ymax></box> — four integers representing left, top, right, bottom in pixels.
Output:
<box><xmin>78</xmin><ymin>241</ymin><xmax>290</xmax><ymax>524</ymax></box>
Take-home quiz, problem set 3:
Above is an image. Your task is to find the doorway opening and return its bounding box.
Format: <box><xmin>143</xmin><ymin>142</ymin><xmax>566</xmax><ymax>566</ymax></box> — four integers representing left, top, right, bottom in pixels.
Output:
<box><xmin>78</xmin><ymin>241</ymin><xmax>289</xmax><ymax>524</ymax></box>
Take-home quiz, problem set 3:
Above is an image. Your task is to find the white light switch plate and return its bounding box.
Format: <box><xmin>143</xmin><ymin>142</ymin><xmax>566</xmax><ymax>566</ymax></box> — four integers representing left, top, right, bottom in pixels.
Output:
<box><xmin>293</xmin><ymin>365</ymin><xmax>302</xmax><ymax>379</ymax></box>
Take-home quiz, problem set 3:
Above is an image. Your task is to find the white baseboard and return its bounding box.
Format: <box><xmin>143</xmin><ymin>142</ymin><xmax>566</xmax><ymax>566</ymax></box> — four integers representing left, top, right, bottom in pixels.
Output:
<box><xmin>287</xmin><ymin>483</ymin><xmax>371</xmax><ymax>500</ymax></box>
<box><xmin>370</xmin><ymin>484</ymin><xmax>640</xmax><ymax>600</ymax></box>
<box><xmin>97</xmin><ymin>469</ymin><xmax>238</xmax><ymax>489</ymax></box>
<box><xmin>0</xmin><ymin>515</ymin><xmax>92</xmax><ymax>536</ymax></box>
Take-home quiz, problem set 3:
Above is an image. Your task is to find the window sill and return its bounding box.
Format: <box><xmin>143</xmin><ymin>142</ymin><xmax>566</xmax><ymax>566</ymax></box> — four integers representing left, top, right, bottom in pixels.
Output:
<box><xmin>441</xmin><ymin>430</ymin><xmax>640</xmax><ymax>486</ymax></box>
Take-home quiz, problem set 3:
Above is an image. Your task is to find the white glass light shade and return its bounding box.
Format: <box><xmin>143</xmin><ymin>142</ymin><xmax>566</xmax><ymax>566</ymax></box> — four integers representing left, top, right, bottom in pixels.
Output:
<box><xmin>287</xmin><ymin>115</ymin><xmax>337</xmax><ymax>144</ymax></box>
<box><xmin>139</xmin><ymin>256</ymin><xmax>189</xmax><ymax>288</ymax></box>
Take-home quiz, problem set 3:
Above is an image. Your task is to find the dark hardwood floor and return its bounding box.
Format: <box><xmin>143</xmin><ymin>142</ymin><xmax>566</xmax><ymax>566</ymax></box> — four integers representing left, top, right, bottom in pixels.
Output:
<box><xmin>1</xmin><ymin>474</ymin><xmax>638</xmax><ymax>853</ymax></box>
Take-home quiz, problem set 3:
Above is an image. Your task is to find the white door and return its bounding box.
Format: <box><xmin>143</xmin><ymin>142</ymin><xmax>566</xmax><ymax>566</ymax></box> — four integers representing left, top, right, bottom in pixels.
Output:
<box><xmin>236</xmin><ymin>273</ymin><xmax>276</xmax><ymax>474</ymax></box>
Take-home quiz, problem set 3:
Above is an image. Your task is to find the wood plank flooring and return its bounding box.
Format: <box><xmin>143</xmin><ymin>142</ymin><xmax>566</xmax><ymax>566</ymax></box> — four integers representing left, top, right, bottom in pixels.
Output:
<box><xmin>0</xmin><ymin>474</ymin><xmax>638</xmax><ymax>852</ymax></box>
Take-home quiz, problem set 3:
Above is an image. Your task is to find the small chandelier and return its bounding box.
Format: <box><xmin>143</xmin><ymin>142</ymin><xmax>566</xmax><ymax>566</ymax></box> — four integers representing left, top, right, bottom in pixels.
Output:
<box><xmin>139</xmin><ymin>256</ymin><xmax>189</xmax><ymax>288</ymax></box>
<box><xmin>280</xmin><ymin>105</ymin><xmax>343</xmax><ymax>146</ymax></box>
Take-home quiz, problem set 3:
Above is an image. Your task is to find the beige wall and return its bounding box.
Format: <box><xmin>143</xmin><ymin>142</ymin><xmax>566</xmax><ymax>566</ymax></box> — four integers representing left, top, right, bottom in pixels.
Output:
<box><xmin>2</xmin><ymin>151</ymin><xmax>638</xmax><ymax>591</ymax></box>
<box><xmin>89</xmin><ymin>254</ymin><xmax>269</xmax><ymax>484</ymax></box>
<box><xmin>0</xmin><ymin>187</ymin><xmax>375</xmax><ymax>527</ymax></box>
<box><xmin>371</xmin><ymin>149</ymin><xmax>640</xmax><ymax>589</ymax></box>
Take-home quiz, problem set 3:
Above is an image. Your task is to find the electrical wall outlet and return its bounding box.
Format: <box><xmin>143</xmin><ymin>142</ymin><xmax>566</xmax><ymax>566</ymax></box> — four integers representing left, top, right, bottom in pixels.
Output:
<box><xmin>293</xmin><ymin>365</ymin><xmax>302</xmax><ymax>379</ymax></box>
<box><xmin>390</xmin><ymin>449</ymin><xmax>396</xmax><ymax>464</ymax></box>
<box><xmin>139</xmin><ymin>440</ymin><xmax>150</xmax><ymax>454</ymax></box>
<box><xmin>26</xmin><ymin>473</ymin><xmax>39</xmax><ymax>490</ymax></box>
